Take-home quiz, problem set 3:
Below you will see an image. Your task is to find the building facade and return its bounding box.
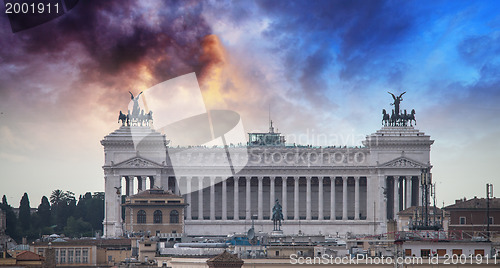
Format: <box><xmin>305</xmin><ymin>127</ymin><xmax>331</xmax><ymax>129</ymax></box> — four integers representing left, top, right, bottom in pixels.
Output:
<box><xmin>102</xmin><ymin>93</ymin><xmax>434</xmax><ymax>237</ymax></box>
<box><xmin>444</xmin><ymin>197</ymin><xmax>500</xmax><ymax>238</ymax></box>
<box><xmin>102</xmin><ymin>123</ymin><xmax>434</xmax><ymax>237</ymax></box>
<box><xmin>123</xmin><ymin>188</ymin><xmax>186</xmax><ymax>236</ymax></box>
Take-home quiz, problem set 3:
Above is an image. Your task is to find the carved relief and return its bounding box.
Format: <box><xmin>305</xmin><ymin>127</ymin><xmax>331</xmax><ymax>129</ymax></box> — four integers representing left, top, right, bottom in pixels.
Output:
<box><xmin>385</xmin><ymin>158</ymin><xmax>422</xmax><ymax>168</ymax></box>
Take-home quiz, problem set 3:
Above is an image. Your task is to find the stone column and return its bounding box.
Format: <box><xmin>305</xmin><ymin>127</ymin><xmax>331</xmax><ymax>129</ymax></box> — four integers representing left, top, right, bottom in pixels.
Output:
<box><xmin>258</xmin><ymin>176</ymin><xmax>263</xmax><ymax>220</ymax></box>
<box><xmin>234</xmin><ymin>177</ymin><xmax>239</xmax><ymax>221</ymax></box>
<box><xmin>222</xmin><ymin>178</ymin><xmax>227</xmax><ymax>220</ymax></box>
<box><xmin>318</xmin><ymin>177</ymin><xmax>324</xmax><ymax>221</ymax></box>
<box><xmin>149</xmin><ymin>176</ymin><xmax>155</xmax><ymax>188</ymax></box>
<box><xmin>354</xmin><ymin>176</ymin><xmax>360</xmax><ymax>220</ymax></box>
<box><xmin>198</xmin><ymin>177</ymin><xmax>203</xmax><ymax>220</ymax></box>
<box><xmin>294</xmin><ymin>177</ymin><xmax>299</xmax><ymax>220</ymax></box>
<box><xmin>331</xmin><ymin>177</ymin><xmax>335</xmax><ymax>220</ymax></box>
<box><xmin>393</xmin><ymin>176</ymin><xmax>399</xmax><ymax>219</ymax></box>
<box><xmin>270</xmin><ymin>177</ymin><xmax>275</xmax><ymax>218</ymax></box>
<box><xmin>282</xmin><ymin>177</ymin><xmax>287</xmax><ymax>220</ymax></box>
<box><xmin>175</xmin><ymin>178</ymin><xmax>181</xmax><ymax>195</ymax></box>
<box><xmin>246</xmin><ymin>177</ymin><xmax>251</xmax><ymax>220</ymax></box>
<box><xmin>186</xmin><ymin>177</ymin><xmax>192</xmax><ymax>220</ymax></box>
<box><xmin>342</xmin><ymin>176</ymin><xmax>348</xmax><ymax>220</ymax></box>
<box><xmin>306</xmin><ymin>176</ymin><xmax>312</xmax><ymax>220</ymax></box>
<box><xmin>125</xmin><ymin>176</ymin><xmax>134</xmax><ymax>196</ymax></box>
<box><xmin>141</xmin><ymin>176</ymin><xmax>147</xmax><ymax>191</ymax></box>
<box><xmin>125</xmin><ymin>176</ymin><xmax>131</xmax><ymax>196</ymax></box>
<box><xmin>405</xmin><ymin>176</ymin><xmax>411</xmax><ymax>209</ymax></box>
<box><xmin>137</xmin><ymin>176</ymin><xmax>143</xmax><ymax>192</ymax></box>
<box><xmin>210</xmin><ymin>177</ymin><xmax>215</xmax><ymax>220</ymax></box>
<box><xmin>103</xmin><ymin>171</ymin><xmax>123</xmax><ymax>237</ymax></box>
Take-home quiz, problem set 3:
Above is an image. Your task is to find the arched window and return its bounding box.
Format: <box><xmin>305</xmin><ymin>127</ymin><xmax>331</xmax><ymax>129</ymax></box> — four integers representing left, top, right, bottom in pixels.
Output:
<box><xmin>170</xmin><ymin>210</ymin><xmax>179</xmax><ymax>223</ymax></box>
<box><xmin>153</xmin><ymin>210</ymin><xmax>163</xmax><ymax>224</ymax></box>
<box><xmin>137</xmin><ymin>210</ymin><xmax>146</xmax><ymax>224</ymax></box>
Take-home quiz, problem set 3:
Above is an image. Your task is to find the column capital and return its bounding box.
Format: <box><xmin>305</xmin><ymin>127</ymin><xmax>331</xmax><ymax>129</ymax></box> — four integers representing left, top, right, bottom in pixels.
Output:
<box><xmin>305</xmin><ymin>176</ymin><xmax>312</xmax><ymax>180</ymax></box>
<box><xmin>270</xmin><ymin>176</ymin><xmax>275</xmax><ymax>181</ymax></box>
<box><xmin>294</xmin><ymin>177</ymin><xmax>299</xmax><ymax>182</ymax></box>
<box><xmin>354</xmin><ymin>176</ymin><xmax>360</xmax><ymax>181</ymax></box>
<box><xmin>318</xmin><ymin>176</ymin><xmax>324</xmax><ymax>182</ymax></box>
<box><xmin>246</xmin><ymin>177</ymin><xmax>251</xmax><ymax>182</ymax></box>
<box><xmin>258</xmin><ymin>176</ymin><xmax>264</xmax><ymax>181</ymax></box>
<box><xmin>342</xmin><ymin>176</ymin><xmax>348</xmax><ymax>181</ymax></box>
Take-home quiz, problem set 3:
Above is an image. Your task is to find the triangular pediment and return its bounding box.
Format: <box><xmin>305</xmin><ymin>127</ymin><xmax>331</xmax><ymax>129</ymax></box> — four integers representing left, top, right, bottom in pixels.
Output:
<box><xmin>379</xmin><ymin>156</ymin><xmax>427</xmax><ymax>168</ymax></box>
<box><xmin>112</xmin><ymin>156</ymin><xmax>164</xmax><ymax>169</ymax></box>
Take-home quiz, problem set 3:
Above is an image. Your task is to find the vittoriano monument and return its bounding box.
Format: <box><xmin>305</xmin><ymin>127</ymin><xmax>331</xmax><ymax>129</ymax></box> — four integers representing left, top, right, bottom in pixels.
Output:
<box><xmin>102</xmin><ymin>90</ymin><xmax>434</xmax><ymax>238</ymax></box>
<box><xmin>382</xmin><ymin>91</ymin><xmax>416</xmax><ymax>126</ymax></box>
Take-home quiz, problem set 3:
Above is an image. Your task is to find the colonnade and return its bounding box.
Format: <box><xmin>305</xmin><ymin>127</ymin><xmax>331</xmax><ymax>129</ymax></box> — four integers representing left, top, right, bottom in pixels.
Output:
<box><xmin>181</xmin><ymin>176</ymin><xmax>369</xmax><ymax>221</ymax></box>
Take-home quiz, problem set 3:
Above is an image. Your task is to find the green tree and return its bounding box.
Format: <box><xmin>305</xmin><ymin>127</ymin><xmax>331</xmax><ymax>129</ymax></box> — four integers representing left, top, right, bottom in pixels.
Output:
<box><xmin>63</xmin><ymin>217</ymin><xmax>92</xmax><ymax>237</ymax></box>
<box><xmin>50</xmin><ymin>190</ymin><xmax>76</xmax><ymax>232</ymax></box>
<box><xmin>49</xmin><ymin>190</ymin><xmax>65</xmax><ymax>206</ymax></box>
<box><xmin>36</xmin><ymin>196</ymin><xmax>51</xmax><ymax>229</ymax></box>
<box><xmin>0</xmin><ymin>195</ymin><xmax>19</xmax><ymax>241</ymax></box>
<box><xmin>19</xmin><ymin>193</ymin><xmax>31</xmax><ymax>231</ymax></box>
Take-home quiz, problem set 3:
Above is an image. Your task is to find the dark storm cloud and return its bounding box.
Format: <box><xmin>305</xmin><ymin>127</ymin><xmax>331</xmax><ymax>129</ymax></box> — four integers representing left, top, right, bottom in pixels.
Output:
<box><xmin>0</xmin><ymin>0</ymin><xmax>216</xmax><ymax>122</ymax></box>
<box><xmin>255</xmin><ymin>0</ymin><xmax>415</xmax><ymax>88</ymax></box>
<box><xmin>0</xmin><ymin>1</ymin><xmax>212</xmax><ymax>87</ymax></box>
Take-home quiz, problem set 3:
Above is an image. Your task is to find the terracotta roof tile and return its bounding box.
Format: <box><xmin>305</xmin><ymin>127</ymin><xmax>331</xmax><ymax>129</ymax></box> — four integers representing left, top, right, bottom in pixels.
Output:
<box><xmin>16</xmin><ymin>251</ymin><xmax>44</xmax><ymax>261</ymax></box>
<box><xmin>207</xmin><ymin>250</ymin><xmax>243</xmax><ymax>264</ymax></box>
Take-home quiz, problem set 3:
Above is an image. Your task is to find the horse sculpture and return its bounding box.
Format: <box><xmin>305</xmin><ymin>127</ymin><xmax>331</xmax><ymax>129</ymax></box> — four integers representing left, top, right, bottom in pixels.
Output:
<box><xmin>382</xmin><ymin>109</ymin><xmax>390</xmax><ymax>126</ymax></box>
<box><xmin>118</xmin><ymin>111</ymin><xmax>128</xmax><ymax>126</ymax></box>
<box><xmin>408</xmin><ymin>109</ymin><xmax>416</xmax><ymax>126</ymax></box>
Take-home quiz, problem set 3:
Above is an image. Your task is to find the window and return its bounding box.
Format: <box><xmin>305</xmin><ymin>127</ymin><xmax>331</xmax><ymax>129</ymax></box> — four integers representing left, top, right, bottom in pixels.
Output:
<box><xmin>405</xmin><ymin>249</ymin><xmax>412</xmax><ymax>256</ymax></box>
<box><xmin>421</xmin><ymin>249</ymin><xmax>430</xmax><ymax>258</ymax></box>
<box><xmin>154</xmin><ymin>210</ymin><xmax>163</xmax><ymax>223</ymax></box>
<box><xmin>137</xmin><ymin>210</ymin><xmax>146</xmax><ymax>224</ymax></box>
<box><xmin>82</xmin><ymin>249</ymin><xmax>88</xmax><ymax>263</ymax></box>
<box><xmin>452</xmin><ymin>249</ymin><xmax>462</xmax><ymax>255</ymax></box>
<box><xmin>475</xmin><ymin>249</ymin><xmax>485</xmax><ymax>256</ymax></box>
<box><xmin>75</xmin><ymin>249</ymin><xmax>81</xmax><ymax>263</ymax></box>
<box><xmin>37</xmin><ymin>249</ymin><xmax>44</xmax><ymax>257</ymax></box>
<box><xmin>437</xmin><ymin>249</ymin><xmax>446</xmax><ymax>256</ymax></box>
<box><xmin>459</xmin><ymin>217</ymin><xmax>466</xmax><ymax>224</ymax></box>
<box><xmin>170</xmin><ymin>210</ymin><xmax>179</xmax><ymax>223</ymax></box>
<box><xmin>55</xmin><ymin>249</ymin><xmax>59</xmax><ymax>264</ymax></box>
<box><xmin>68</xmin><ymin>249</ymin><xmax>73</xmax><ymax>263</ymax></box>
<box><xmin>489</xmin><ymin>217</ymin><xmax>494</xmax><ymax>225</ymax></box>
<box><xmin>276</xmin><ymin>250</ymin><xmax>280</xmax><ymax>256</ymax></box>
<box><xmin>60</xmin><ymin>249</ymin><xmax>66</xmax><ymax>263</ymax></box>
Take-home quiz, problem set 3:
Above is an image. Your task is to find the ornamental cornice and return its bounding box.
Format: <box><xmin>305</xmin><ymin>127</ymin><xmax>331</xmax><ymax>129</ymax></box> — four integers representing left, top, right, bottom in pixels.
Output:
<box><xmin>378</xmin><ymin>156</ymin><xmax>428</xmax><ymax>169</ymax></box>
<box><xmin>112</xmin><ymin>156</ymin><xmax>165</xmax><ymax>169</ymax></box>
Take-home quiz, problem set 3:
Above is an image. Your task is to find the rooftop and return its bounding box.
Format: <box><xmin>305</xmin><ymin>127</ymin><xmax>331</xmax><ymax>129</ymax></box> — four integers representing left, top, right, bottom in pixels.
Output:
<box><xmin>445</xmin><ymin>197</ymin><xmax>500</xmax><ymax>210</ymax></box>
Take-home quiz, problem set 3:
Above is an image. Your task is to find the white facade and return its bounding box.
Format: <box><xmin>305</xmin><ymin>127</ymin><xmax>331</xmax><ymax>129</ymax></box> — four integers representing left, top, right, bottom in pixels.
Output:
<box><xmin>102</xmin><ymin>125</ymin><xmax>433</xmax><ymax>237</ymax></box>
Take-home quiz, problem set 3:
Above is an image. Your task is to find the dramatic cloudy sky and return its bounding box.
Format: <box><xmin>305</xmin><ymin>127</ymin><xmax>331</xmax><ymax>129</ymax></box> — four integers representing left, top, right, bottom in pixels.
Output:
<box><xmin>0</xmin><ymin>0</ymin><xmax>499</xmax><ymax>208</ymax></box>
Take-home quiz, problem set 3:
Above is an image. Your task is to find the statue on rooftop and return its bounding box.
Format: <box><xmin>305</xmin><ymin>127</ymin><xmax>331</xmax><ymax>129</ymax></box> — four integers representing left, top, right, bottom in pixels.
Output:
<box><xmin>129</xmin><ymin>91</ymin><xmax>143</xmax><ymax>119</ymax></box>
<box><xmin>388</xmin><ymin>91</ymin><xmax>406</xmax><ymax>115</ymax></box>
<box><xmin>272</xmin><ymin>198</ymin><xmax>284</xmax><ymax>231</ymax></box>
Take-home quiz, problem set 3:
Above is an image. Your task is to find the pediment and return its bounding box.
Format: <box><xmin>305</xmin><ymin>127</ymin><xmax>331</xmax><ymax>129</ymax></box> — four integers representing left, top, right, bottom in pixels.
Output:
<box><xmin>112</xmin><ymin>156</ymin><xmax>164</xmax><ymax>169</ymax></box>
<box><xmin>379</xmin><ymin>156</ymin><xmax>427</xmax><ymax>169</ymax></box>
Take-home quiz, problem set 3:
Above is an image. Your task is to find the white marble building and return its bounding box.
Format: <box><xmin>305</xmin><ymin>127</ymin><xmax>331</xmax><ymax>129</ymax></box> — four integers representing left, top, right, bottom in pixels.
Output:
<box><xmin>102</xmin><ymin>122</ymin><xmax>434</xmax><ymax>238</ymax></box>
